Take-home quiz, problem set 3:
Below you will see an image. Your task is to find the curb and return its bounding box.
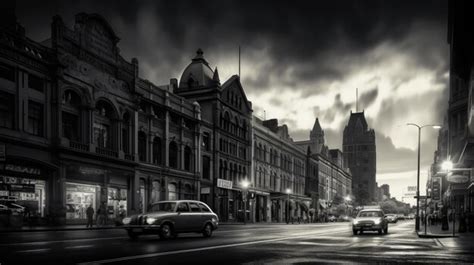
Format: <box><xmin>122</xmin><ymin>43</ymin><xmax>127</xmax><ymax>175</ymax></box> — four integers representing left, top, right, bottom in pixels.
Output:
<box><xmin>0</xmin><ymin>226</ymin><xmax>123</xmax><ymax>233</ymax></box>
<box><xmin>416</xmin><ymin>231</ymin><xmax>456</xmax><ymax>238</ymax></box>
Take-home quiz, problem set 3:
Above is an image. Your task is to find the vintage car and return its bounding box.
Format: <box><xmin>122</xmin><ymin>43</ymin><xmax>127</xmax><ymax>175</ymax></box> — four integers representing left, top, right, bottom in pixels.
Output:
<box><xmin>384</xmin><ymin>214</ymin><xmax>398</xmax><ymax>223</ymax></box>
<box><xmin>352</xmin><ymin>209</ymin><xmax>388</xmax><ymax>235</ymax></box>
<box><xmin>122</xmin><ymin>200</ymin><xmax>219</xmax><ymax>240</ymax></box>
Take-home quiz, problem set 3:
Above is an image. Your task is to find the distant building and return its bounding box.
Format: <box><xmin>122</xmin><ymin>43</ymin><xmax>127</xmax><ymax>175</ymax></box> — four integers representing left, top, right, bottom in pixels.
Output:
<box><xmin>380</xmin><ymin>184</ymin><xmax>390</xmax><ymax>200</ymax></box>
<box><xmin>342</xmin><ymin>111</ymin><xmax>376</xmax><ymax>205</ymax></box>
<box><xmin>295</xmin><ymin>118</ymin><xmax>352</xmax><ymax>219</ymax></box>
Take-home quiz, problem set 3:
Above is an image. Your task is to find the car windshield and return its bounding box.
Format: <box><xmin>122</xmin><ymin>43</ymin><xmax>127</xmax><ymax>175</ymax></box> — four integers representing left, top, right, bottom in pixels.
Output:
<box><xmin>358</xmin><ymin>211</ymin><xmax>383</xmax><ymax>217</ymax></box>
<box><xmin>149</xmin><ymin>202</ymin><xmax>176</xmax><ymax>212</ymax></box>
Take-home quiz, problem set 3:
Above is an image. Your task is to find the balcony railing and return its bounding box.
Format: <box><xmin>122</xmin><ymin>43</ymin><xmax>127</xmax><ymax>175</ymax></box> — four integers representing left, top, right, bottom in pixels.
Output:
<box><xmin>96</xmin><ymin>147</ymin><xmax>118</xmax><ymax>158</ymax></box>
<box><xmin>69</xmin><ymin>141</ymin><xmax>89</xmax><ymax>151</ymax></box>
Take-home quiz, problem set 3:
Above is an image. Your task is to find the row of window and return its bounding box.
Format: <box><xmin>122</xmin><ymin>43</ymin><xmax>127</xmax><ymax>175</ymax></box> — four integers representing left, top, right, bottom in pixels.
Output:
<box><xmin>255</xmin><ymin>167</ymin><xmax>305</xmax><ymax>195</ymax></box>
<box><xmin>219</xmin><ymin>159</ymin><xmax>247</xmax><ymax>184</ymax></box>
<box><xmin>226</xmin><ymin>90</ymin><xmax>244</xmax><ymax>110</ymax></box>
<box><xmin>219</xmin><ymin>111</ymin><xmax>248</xmax><ymax>139</ymax></box>
<box><xmin>0</xmin><ymin>91</ymin><xmax>45</xmax><ymax>137</ymax></box>
<box><xmin>254</xmin><ymin>142</ymin><xmax>304</xmax><ymax>173</ymax></box>
<box><xmin>219</xmin><ymin>138</ymin><xmax>247</xmax><ymax>159</ymax></box>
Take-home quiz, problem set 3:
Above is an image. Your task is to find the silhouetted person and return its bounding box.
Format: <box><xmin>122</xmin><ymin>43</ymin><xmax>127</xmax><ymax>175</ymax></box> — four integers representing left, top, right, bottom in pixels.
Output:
<box><xmin>86</xmin><ymin>205</ymin><xmax>94</xmax><ymax>228</ymax></box>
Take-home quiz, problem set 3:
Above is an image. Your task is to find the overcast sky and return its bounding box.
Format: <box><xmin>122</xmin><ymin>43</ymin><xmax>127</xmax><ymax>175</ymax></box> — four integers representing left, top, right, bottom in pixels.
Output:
<box><xmin>15</xmin><ymin>0</ymin><xmax>449</xmax><ymax>204</ymax></box>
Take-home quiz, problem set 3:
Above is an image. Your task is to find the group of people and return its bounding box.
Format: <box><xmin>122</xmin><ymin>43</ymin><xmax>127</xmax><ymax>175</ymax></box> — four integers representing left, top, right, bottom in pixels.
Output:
<box><xmin>86</xmin><ymin>203</ymin><xmax>126</xmax><ymax>228</ymax></box>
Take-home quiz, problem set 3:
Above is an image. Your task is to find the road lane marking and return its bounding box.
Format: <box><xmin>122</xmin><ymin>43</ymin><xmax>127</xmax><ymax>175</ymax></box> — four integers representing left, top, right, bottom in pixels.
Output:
<box><xmin>64</xmin><ymin>245</ymin><xmax>94</xmax><ymax>249</ymax></box>
<box><xmin>16</xmin><ymin>248</ymin><xmax>51</xmax><ymax>253</ymax></box>
<box><xmin>0</xmin><ymin>236</ymin><xmax>127</xmax><ymax>247</ymax></box>
<box><xmin>78</xmin><ymin>229</ymin><xmax>349</xmax><ymax>265</ymax></box>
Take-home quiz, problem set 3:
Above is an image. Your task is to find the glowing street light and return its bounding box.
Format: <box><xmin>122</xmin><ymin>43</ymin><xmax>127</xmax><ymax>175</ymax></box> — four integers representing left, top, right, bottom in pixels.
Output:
<box><xmin>407</xmin><ymin>123</ymin><xmax>442</xmax><ymax>231</ymax></box>
<box><xmin>241</xmin><ymin>180</ymin><xmax>250</xmax><ymax>224</ymax></box>
<box><xmin>442</xmin><ymin>160</ymin><xmax>453</xmax><ymax>171</ymax></box>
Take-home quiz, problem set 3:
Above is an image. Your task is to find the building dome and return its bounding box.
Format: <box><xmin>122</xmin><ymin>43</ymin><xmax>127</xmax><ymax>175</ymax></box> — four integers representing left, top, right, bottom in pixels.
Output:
<box><xmin>179</xmin><ymin>49</ymin><xmax>217</xmax><ymax>89</ymax></box>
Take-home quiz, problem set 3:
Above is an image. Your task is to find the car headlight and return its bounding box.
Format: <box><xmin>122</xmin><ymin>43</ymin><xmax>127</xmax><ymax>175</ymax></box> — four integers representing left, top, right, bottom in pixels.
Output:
<box><xmin>146</xmin><ymin>217</ymin><xmax>157</xmax><ymax>225</ymax></box>
<box><xmin>212</xmin><ymin>217</ymin><xmax>217</xmax><ymax>222</ymax></box>
<box><xmin>352</xmin><ymin>220</ymin><xmax>359</xmax><ymax>225</ymax></box>
<box><xmin>122</xmin><ymin>217</ymin><xmax>131</xmax><ymax>225</ymax></box>
<box><xmin>374</xmin><ymin>219</ymin><xmax>381</xmax><ymax>225</ymax></box>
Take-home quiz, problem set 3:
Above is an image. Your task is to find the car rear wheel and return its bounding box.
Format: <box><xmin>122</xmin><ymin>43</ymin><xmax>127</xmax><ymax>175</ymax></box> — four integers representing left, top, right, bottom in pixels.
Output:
<box><xmin>127</xmin><ymin>230</ymin><xmax>139</xmax><ymax>240</ymax></box>
<box><xmin>202</xmin><ymin>223</ymin><xmax>213</xmax><ymax>238</ymax></box>
<box><xmin>384</xmin><ymin>226</ymin><xmax>388</xmax><ymax>234</ymax></box>
<box><xmin>159</xmin><ymin>223</ymin><xmax>173</xmax><ymax>240</ymax></box>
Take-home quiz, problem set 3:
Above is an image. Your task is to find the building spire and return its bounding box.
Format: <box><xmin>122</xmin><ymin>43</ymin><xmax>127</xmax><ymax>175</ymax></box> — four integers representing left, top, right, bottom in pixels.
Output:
<box><xmin>356</xmin><ymin>88</ymin><xmax>359</xmax><ymax>112</ymax></box>
<box><xmin>238</xmin><ymin>45</ymin><xmax>241</xmax><ymax>78</ymax></box>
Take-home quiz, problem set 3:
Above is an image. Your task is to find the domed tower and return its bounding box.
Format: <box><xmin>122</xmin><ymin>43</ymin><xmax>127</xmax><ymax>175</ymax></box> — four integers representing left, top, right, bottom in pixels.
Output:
<box><xmin>176</xmin><ymin>49</ymin><xmax>220</xmax><ymax>93</ymax></box>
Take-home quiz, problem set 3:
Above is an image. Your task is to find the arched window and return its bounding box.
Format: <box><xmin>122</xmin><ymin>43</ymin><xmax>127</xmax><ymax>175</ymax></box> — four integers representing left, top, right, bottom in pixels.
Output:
<box><xmin>169</xmin><ymin>141</ymin><xmax>178</xmax><ymax>169</ymax></box>
<box><xmin>263</xmin><ymin>145</ymin><xmax>267</xmax><ymax>163</ymax></box>
<box><xmin>258</xmin><ymin>143</ymin><xmax>263</xmax><ymax>160</ymax></box>
<box><xmin>234</xmin><ymin>117</ymin><xmax>240</xmax><ymax>136</ymax></box>
<box><xmin>151</xmin><ymin>180</ymin><xmax>160</xmax><ymax>203</ymax></box>
<box><xmin>152</xmin><ymin>137</ymin><xmax>162</xmax><ymax>164</ymax></box>
<box><xmin>138</xmin><ymin>131</ymin><xmax>147</xmax><ymax>162</ymax></box>
<box><xmin>224</xmin><ymin>112</ymin><xmax>230</xmax><ymax>131</ymax></box>
<box><xmin>62</xmin><ymin>89</ymin><xmax>82</xmax><ymax>141</ymax></box>
<box><xmin>168</xmin><ymin>183</ymin><xmax>177</xmax><ymax>200</ymax></box>
<box><xmin>184</xmin><ymin>146</ymin><xmax>192</xmax><ymax>171</ymax></box>
<box><xmin>122</xmin><ymin>112</ymin><xmax>130</xmax><ymax>153</ymax></box>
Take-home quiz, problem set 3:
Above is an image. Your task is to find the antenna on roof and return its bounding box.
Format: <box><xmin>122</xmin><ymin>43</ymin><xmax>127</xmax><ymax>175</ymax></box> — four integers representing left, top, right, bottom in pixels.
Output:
<box><xmin>238</xmin><ymin>45</ymin><xmax>241</xmax><ymax>78</ymax></box>
<box><xmin>356</xmin><ymin>88</ymin><xmax>359</xmax><ymax>112</ymax></box>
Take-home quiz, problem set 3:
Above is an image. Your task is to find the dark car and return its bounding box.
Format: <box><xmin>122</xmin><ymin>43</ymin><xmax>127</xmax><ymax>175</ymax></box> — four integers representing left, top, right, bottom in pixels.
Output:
<box><xmin>352</xmin><ymin>209</ymin><xmax>388</xmax><ymax>235</ymax></box>
<box><xmin>122</xmin><ymin>200</ymin><xmax>219</xmax><ymax>240</ymax></box>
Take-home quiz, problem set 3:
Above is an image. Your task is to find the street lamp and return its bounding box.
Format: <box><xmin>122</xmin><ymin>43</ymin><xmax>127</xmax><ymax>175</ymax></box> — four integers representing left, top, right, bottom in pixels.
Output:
<box><xmin>241</xmin><ymin>180</ymin><xmax>250</xmax><ymax>224</ymax></box>
<box><xmin>344</xmin><ymin>195</ymin><xmax>352</xmax><ymax>217</ymax></box>
<box><xmin>285</xmin><ymin>188</ymin><xmax>291</xmax><ymax>224</ymax></box>
<box><xmin>407</xmin><ymin>123</ymin><xmax>441</xmax><ymax>231</ymax></box>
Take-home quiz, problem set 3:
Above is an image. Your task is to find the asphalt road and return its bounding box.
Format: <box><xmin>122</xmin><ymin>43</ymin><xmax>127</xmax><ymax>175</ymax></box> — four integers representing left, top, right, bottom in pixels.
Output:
<box><xmin>0</xmin><ymin>220</ymin><xmax>473</xmax><ymax>264</ymax></box>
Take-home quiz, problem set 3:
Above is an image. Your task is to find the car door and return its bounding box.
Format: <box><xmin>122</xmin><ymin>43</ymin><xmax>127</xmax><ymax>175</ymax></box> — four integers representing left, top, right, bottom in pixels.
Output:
<box><xmin>188</xmin><ymin>202</ymin><xmax>203</xmax><ymax>230</ymax></box>
<box><xmin>174</xmin><ymin>202</ymin><xmax>192</xmax><ymax>232</ymax></box>
<box><xmin>199</xmin><ymin>203</ymin><xmax>214</xmax><ymax>224</ymax></box>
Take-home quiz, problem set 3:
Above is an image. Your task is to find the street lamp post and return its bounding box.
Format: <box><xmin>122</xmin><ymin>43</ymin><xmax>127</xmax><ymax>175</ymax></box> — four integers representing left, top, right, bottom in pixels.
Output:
<box><xmin>242</xmin><ymin>180</ymin><xmax>250</xmax><ymax>225</ymax></box>
<box><xmin>407</xmin><ymin>123</ymin><xmax>441</xmax><ymax>231</ymax></box>
<box><xmin>344</xmin><ymin>195</ymin><xmax>352</xmax><ymax>217</ymax></box>
<box><xmin>286</xmin><ymin>188</ymin><xmax>291</xmax><ymax>224</ymax></box>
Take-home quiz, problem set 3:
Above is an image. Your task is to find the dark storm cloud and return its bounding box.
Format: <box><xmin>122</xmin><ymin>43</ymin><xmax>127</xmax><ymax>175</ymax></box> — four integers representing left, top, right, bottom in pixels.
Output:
<box><xmin>14</xmin><ymin>0</ymin><xmax>447</xmax><ymax>87</ymax></box>
<box><xmin>359</xmin><ymin>88</ymin><xmax>378</xmax><ymax>109</ymax></box>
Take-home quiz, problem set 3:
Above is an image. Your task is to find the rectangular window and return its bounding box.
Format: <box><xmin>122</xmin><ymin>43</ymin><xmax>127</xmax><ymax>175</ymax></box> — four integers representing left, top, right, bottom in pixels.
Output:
<box><xmin>202</xmin><ymin>132</ymin><xmax>210</xmax><ymax>151</ymax></box>
<box><xmin>27</xmin><ymin>100</ymin><xmax>44</xmax><ymax>136</ymax></box>
<box><xmin>0</xmin><ymin>62</ymin><xmax>15</xmax><ymax>82</ymax></box>
<box><xmin>0</xmin><ymin>91</ymin><xmax>14</xmax><ymax>128</ymax></box>
<box><xmin>202</xmin><ymin>155</ymin><xmax>211</xmax><ymax>180</ymax></box>
<box><xmin>28</xmin><ymin>74</ymin><xmax>44</xmax><ymax>92</ymax></box>
<box><xmin>62</xmin><ymin>112</ymin><xmax>79</xmax><ymax>141</ymax></box>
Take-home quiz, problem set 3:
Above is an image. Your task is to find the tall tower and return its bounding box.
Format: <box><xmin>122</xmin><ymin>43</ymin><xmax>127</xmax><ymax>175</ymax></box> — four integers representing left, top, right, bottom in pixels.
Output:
<box><xmin>309</xmin><ymin>118</ymin><xmax>325</xmax><ymax>154</ymax></box>
<box><xmin>342</xmin><ymin>111</ymin><xmax>376</xmax><ymax>205</ymax></box>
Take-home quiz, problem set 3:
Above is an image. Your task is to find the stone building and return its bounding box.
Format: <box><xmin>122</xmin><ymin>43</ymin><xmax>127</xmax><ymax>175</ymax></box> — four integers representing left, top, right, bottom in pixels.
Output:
<box><xmin>174</xmin><ymin>49</ymin><xmax>253</xmax><ymax>222</ymax></box>
<box><xmin>342</xmin><ymin>111</ymin><xmax>376</xmax><ymax>205</ymax></box>
<box><xmin>252</xmin><ymin>118</ymin><xmax>310</xmax><ymax>222</ymax></box>
<box><xmin>295</xmin><ymin>118</ymin><xmax>352</xmax><ymax>219</ymax></box>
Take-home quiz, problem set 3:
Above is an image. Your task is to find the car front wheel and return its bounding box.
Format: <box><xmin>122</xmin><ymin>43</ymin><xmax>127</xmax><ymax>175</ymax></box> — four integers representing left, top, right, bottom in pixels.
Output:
<box><xmin>202</xmin><ymin>223</ymin><xmax>213</xmax><ymax>238</ymax></box>
<box><xmin>384</xmin><ymin>226</ymin><xmax>388</xmax><ymax>234</ymax></box>
<box><xmin>159</xmin><ymin>223</ymin><xmax>173</xmax><ymax>239</ymax></box>
<box><xmin>352</xmin><ymin>229</ymin><xmax>358</xmax><ymax>235</ymax></box>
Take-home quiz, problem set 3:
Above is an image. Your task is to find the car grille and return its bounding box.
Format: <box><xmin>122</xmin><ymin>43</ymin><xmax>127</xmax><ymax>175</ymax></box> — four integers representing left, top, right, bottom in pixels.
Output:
<box><xmin>358</xmin><ymin>220</ymin><xmax>374</xmax><ymax>226</ymax></box>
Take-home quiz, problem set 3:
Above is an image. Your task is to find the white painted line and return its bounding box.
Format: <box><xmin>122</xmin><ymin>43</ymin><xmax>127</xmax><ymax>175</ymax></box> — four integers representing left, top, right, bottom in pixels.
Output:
<box><xmin>0</xmin><ymin>236</ymin><xmax>126</xmax><ymax>247</ymax></box>
<box><xmin>65</xmin><ymin>244</ymin><xmax>94</xmax><ymax>249</ymax></box>
<box><xmin>434</xmin><ymin>238</ymin><xmax>444</xmax><ymax>248</ymax></box>
<box><xmin>78</xmin><ymin>229</ymin><xmax>349</xmax><ymax>265</ymax></box>
<box><xmin>16</xmin><ymin>248</ymin><xmax>51</xmax><ymax>253</ymax></box>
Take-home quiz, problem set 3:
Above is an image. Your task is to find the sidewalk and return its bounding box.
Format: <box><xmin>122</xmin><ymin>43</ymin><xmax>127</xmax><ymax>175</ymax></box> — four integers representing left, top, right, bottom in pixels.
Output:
<box><xmin>417</xmin><ymin>220</ymin><xmax>470</xmax><ymax>238</ymax></box>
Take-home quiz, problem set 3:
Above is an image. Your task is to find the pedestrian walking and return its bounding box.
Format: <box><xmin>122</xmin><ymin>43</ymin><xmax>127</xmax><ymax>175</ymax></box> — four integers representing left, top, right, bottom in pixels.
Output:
<box><xmin>96</xmin><ymin>206</ymin><xmax>103</xmax><ymax>227</ymax></box>
<box><xmin>86</xmin><ymin>204</ymin><xmax>94</xmax><ymax>228</ymax></box>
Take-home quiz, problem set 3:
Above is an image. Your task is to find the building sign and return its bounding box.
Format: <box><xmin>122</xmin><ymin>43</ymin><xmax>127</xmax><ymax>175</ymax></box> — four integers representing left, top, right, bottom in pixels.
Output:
<box><xmin>447</xmin><ymin>171</ymin><xmax>470</xmax><ymax>184</ymax></box>
<box><xmin>2</xmin><ymin>164</ymin><xmax>41</xmax><ymax>175</ymax></box>
<box><xmin>201</xmin><ymin>187</ymin><xmax>210</xmax><ymax>194</ymax></box>
<box><xmin>8</xmin><ymin>184</ymin><xmax>35</xmax><ymax>193</ymax></box>
<box><xmin>432</xmin><ymin>177</ymin><xmax>441</xmax><ymax>201</ymax></box>
<box><xmin>407</xmin><ymin>186</ymin><xmax>417</xmax><ymax>192</ymax></box>
<box><xmin>217</xmin><ymin>179</ymin><xmax>233</xmax><ymax>190</ymax></box>
<box><xmin>0</xmin><ymin>143</ymin><xmax>5</xmax><ymax>162</ymax></box>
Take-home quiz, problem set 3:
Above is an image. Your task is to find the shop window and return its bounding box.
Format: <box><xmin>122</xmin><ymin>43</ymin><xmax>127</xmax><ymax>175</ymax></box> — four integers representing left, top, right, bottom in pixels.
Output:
<box><xmin>28</xmin><ymin>74</ymin><xmax>44</xmax><ymax>93</ymax></box>
<box><xmin>169</xmin><ymin>141</ymin><xmax>178</xmax><ymax>169</ymax></box>
<box><xmin>66</xmin><ymin>183</ymin><xmax>98</xmax><ymax>220</ymax></box>
<box><xmin>151</xmin><ymin>180</ymin><xmax>161</xmax><ymax>203</ymax></box>
<box><xmin>107</xmin><ymin>187</ymin><xmax>127</xmax><ymax>220</ymax></box>
<box><xmin>184</xmin><ymin>146</ymin><xmax>192</xmax><ymax>171</ymax></box>
<box><xmin>0</xmin><ymin>62</ymin><xmax>15</xmax><ymax>82</ymax></box>
<box><xmin>139</xmin><ymin>179</ymin><xmax>146</xmax><ymax>213</ymax></box>
<box><xmin>27</xmin><ymin>100</ymin><xmax>44</xmax><ymax>136</ymax></box>
<box><xmin>138</xmin><ymin>131</ymin><xmax>147</xmax><ymax>162</ymax></box>
<box><xmin>202</xmin><ymin>155</ymin><xmax>211</xmax><ymax>180</ymax></box>
<box><xmin>62</xmin><ymin>112</ymin><xmax>79</xmax><ymax>141</ymax></box>
<box><xmin>152</xmin><ymin>137</ymin><xmax>162</xmax><ymax>164</ymax></box>
<box><xmin>0</xmin><ymin>91</ymin><xmax>14</xmax><ymax>129</ymax></box>
<box><xmin>168</xmin><ymin>183</ymin><xmax>177</xmax><ymax>200</ymax></box>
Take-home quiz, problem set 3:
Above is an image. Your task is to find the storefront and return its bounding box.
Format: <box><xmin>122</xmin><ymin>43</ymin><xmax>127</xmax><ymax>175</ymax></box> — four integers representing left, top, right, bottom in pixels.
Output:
<box><xmin>0</xmin><ymin>161</ymin><xmax>50</xmax><ymax>219</ymax></box>
<box><xmin>64</xmin><ymin>162</ymin><xmax>132</xmax><ymax>224</ymax></box>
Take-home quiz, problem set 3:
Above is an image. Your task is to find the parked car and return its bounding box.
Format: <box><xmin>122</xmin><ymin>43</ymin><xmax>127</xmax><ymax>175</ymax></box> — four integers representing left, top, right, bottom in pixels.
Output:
<box><xmin>352</xmin><ymin>209</ymin><xmax>388</xmax><ymax>235</ymax></box>
<box><xmin>338</xmin><ymin>215</ymin><xmax>351</xmax><ymax>222</ymax></box>
<box><xmin>384</xmin><ymin>214</ymin><xmax>398</xmax><ymax>223</ymax></box>
<box><xmin>122</xmin><ymin>200</ymin><xmax>219</xmax><ymax>240</ymax></box>
<box><xmin>328</xmin><ymin>215</ymin><xmax>337</xmax><ymax>222</ymax></box>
